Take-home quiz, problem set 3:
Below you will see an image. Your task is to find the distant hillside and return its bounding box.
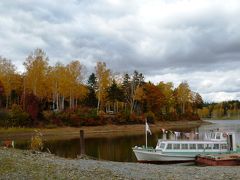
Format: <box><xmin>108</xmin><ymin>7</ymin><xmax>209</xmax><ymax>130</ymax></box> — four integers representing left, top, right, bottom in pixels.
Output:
<box><xmin>198</xmin><ymin>100</ymin><xmax>240</xmax><ymax>120</ymax></box>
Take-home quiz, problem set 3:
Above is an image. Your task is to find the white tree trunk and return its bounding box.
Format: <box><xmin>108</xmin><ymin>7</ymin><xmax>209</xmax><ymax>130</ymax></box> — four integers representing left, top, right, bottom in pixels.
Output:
<box><xmin>52</xmin><ymin>94</ymin><xmax>55</xmax><ymax>110</ymax></box>
<box><xmin>97</xmin><ymin>88</ymin><xmax>101</xmax><ymax>114</ymax></box>
<box><xmin>56</xmin><ymin>93</ymin><xmax>59</xmax><ymax>110</ymax></box>
<box><xmin>70</xmin><ymin>91</ymin><xmax>72</xmax><ymax>109</ymax></box>
<box><xmin>61</xmin><ymin>96</ymin><xmax>65</xmax><ymax>110</ymax></box>
<box><xmin>6</xmin><ymin>96</ymin><xmax>8</xmax><ymax>109</ymax></box>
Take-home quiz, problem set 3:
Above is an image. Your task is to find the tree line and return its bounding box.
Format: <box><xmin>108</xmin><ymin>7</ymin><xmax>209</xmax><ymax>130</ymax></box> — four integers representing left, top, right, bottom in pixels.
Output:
<box><xmin>198</xmin><ymin>100</ymin><xmax>240</xmax><ymax>120</ymax></box>
<box><xmin>0</xmin><ymin>49</ymin><xmax>203</xmax><ymax>127</ymax></box>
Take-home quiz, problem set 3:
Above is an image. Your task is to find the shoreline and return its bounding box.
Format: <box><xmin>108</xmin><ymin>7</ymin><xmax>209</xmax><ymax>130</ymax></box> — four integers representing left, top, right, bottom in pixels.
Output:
<box><xmin>0</xmin><ymin>147</ymin><xmax>239</xmax><ymax>179</ymax></box>
<box><xmin>0</xmin><ymin>120</ymin><xmax>209</xmax><ymax>141</ymax></box>
<box><xmin>203</xmin><ymin>118</ymin><xmax>240</xmax><ymax>121</ymax></box>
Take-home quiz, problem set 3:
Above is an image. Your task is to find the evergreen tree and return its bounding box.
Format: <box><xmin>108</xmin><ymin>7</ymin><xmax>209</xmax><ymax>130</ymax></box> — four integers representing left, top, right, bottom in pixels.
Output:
<box><xmin>107</xmin><ymin>80</ymin><xmax>124</xmax><ymax>102</ymax></box>
<box><xmin>84</xmin><ymin>73</ymin><xmax>98</xmax><ymax>107</ymax></box>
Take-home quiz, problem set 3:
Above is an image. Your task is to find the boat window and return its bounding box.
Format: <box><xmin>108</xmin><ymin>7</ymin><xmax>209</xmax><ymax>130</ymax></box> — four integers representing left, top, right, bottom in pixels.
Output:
<box><xmin>197</xmin><ymin>144</ymin><xmax>204</xmax><ymax>149</ymax></box>
<box><xmin>205</xmin><ymin>144</ymin><xmax>212</xmax><ymax>149</ymax></box>
<box><xmin>211</xmin><ymin>133</ymin><xmax>215</xmax><ymax>139</ymax></box>
<box><xmin>216</xmin><ymin>133</ymin><xmax>221</xmax><ymax>139</ymax></box>
<box><xmin>181</xmin><ymin>144</ymin><xmax>188</xmax><ymax>149</ymax></box>
<box><xmin>160</xmin><ymin>143</ymin><xmax>166</xmax><ymax>149</ymax></box>
<box><xmin>173</xmin><ymin>144</ymin><xmax>180</xmax><ymax>149</ymax></box>
<box><xmin>167</xmin><ymin>144</ymin><xmax>172</xmax><ymax>149</ymax></box>
<box><xmin>213</xmin><ymin>144</ymin><xmax>219</xmax><ymax>149</ymax></box>
<box><xmin>220</xmin><ymin>144</ymin><xmax>228</xmax><ymax>149</ymax></box>
<box><xmin>189</xmin><ymin>144</ymin><xmax>196</xmax><ymax>149</ymax></box>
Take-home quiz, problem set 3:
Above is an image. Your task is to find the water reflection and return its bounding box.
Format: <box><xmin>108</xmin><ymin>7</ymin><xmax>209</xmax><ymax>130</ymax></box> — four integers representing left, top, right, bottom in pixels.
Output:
<box><xmin>15</xmin><ymin>120</ymin><xmax>240</xmax><ymax>162</ymax></box>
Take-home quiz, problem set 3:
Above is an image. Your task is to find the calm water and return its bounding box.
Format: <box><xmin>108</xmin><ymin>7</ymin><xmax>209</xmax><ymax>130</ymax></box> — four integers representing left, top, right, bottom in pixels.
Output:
<box><xmin>15</xmin><ymin>120</ymin><xmax>240</xmax><ymax>162</ymax></box>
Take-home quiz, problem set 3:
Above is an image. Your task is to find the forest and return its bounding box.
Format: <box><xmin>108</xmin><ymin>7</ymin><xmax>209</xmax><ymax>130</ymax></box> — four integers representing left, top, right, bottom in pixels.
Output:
<box><xmin>0</xmin><ymin>49</ymin><xmax>204</xmax><ymax>128</ymax></box>
<box><xmin>198</xmin><ymin>100</ymin><xmax>240</xmax><ymax>120</ymax></box>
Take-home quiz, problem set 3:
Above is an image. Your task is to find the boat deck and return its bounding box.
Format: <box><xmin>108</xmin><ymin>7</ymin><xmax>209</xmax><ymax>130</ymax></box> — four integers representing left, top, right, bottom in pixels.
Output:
<box><xmin>196</xmin><ymin>153</ymin><xmax>240</xmax><ymax>166</ymax></box>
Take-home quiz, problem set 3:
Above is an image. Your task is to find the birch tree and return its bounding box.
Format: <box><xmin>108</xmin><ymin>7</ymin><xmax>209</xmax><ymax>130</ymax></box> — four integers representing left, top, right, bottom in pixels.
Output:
<box><xmin>66</xmin><ymin>61</ymin><xmax>86</xmax><ymax>109</ymax></box>
<box><xmin>175</xmin><ymin>81</ymin><xmax>192</xmax><ymax>114</ymax></box>
<box><xmin>95</xmin><ymin>62</ymin><xmax>110</xmax><ymax>113</ymax></box>
<box><xmin>0</xmin><ymin>57</ymin><xmax>18</xmax><ymax>108</ymax></box>
<box><xmin>122</xmin><ymin>71</ymin><xmax>144</xmax><ymax>113</ymax></box>
<box><xmin>23</xmin><ymin>49</ymin><xmax>48</xmax><ymax>98</ymax></box>
<box><xmin>157</xmin><ymin>82</ymin><xmax>175</xmax><ymax>113</ymax></box>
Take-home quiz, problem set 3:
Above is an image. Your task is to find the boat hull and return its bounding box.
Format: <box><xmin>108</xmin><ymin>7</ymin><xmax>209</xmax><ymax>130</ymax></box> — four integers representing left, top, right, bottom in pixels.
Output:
<box><xmin>196</xmin><ymin>154</ymin><xmax>240</xmax><ymax>166</ymax></box>
<box><xmin>133</xmin><ymin>148</ymin><xmax>196</xmax><ymax>162</ymax></box>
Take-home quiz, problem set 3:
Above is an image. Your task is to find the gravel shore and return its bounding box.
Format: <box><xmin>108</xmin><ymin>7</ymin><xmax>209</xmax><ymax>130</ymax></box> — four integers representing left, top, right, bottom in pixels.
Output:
<box><xmin>0</xmin><ymin>148</ymin><xmax>239</xmax><ymax>180</ymax></box>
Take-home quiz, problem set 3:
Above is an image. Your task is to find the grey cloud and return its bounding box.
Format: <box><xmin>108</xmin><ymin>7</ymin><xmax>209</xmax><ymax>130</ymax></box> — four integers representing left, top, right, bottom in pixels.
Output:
<box><xmin>0</xmin><ymin>0</ymin><xmax>240</xmax><ymax>101</ymax></box>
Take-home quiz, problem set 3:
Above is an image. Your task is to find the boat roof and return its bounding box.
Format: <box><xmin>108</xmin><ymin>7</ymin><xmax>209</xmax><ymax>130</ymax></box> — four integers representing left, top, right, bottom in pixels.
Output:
<box><xmin>158</xmin><ymin>140</ymin><xmax>226</xmax><ymax>143</ymax></box>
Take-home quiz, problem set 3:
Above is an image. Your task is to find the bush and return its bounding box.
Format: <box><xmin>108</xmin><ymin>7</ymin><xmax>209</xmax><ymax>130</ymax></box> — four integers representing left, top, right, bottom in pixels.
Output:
<box><xmin>10</xmin><ymin>104</ymin><xmax>30</xmax><ymax>127</ymax></box>
<box><xmin>30</xmin><ymin>130</ymin><xmax>44</xmax><ymax>151</ymax></box>
<box><xmin>52</xmin><ymin>107</ymin><xmax>104</xmax><ymax>127</ymax></box>
<box><xmin>68</xmin><ymin>113</ymin><xmax>81</xmax><ymax>126</ymax></box>
<box><xmin>42</xmin><ymin>111</ymin><xmax>54</xmax><ymax>123</ymax></box>
<box><xmin>123</xmin><ymin>113</ymin><xmax>144</xmax><ymax>124</ymax></box>
<box><xmin>0</xmin><ymin>109</ymin><xmax>10</xmax><ymax>127</ymax></box>
<box><xmin>55</xmin><ymin>111</ymin><xmax>70</xmax><ymax>126</ymax></box>
<box><xmin>42</xmin><ymin>111</ymin><xmax>63</xmax><ymax>126</ymax></box>
<box><xmin>98</xmin><ymin>110</ymin><xmax>106</xmax><ymax>117</ymax></box>
<box><xmin>24</xmin><ymin>93</ymin><xmax>41</xmax><ymax>125</ymax></box>
<box><xmin>76</xmin><ymin>107</ymin><xmax>98</xmax><ymax>119</ymax></box>
<box><xmin>179</xmin><ymin>113</ymin><xmax>201</xmax><ymax>121</ymax></box>
<box><xmin>145</xmin><ymin>111</ymin><xmax>155</xmax><ymax>123</ymax></box>
<box><xmin>112</xmin><ymin>113</ymin><xmax>128</xmax><ymax>124</ymax></box>
<box><xmin>45</xmin><ymin>124</ymin><xmax>58</xmax><ymax>129</ymax></box>
<box><xmin>162</xmin><ymin>112</ymin><xmax>179</xmax><ymax>121</ymax></box>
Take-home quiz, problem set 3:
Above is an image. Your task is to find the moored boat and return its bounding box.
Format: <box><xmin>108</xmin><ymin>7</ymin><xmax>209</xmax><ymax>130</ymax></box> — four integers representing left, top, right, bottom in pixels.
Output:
<box><xmin>133</xmin><ymin>124</ymin><xmax>239</xmax><ymax>163</ymax></box>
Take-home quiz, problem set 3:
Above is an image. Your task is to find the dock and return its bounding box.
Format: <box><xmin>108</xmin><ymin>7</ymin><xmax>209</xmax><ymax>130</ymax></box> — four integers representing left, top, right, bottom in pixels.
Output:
<box><xmin>196</xmin><ymin>153</ymin><xmax>240</xmax><ymax>166</ymax></box>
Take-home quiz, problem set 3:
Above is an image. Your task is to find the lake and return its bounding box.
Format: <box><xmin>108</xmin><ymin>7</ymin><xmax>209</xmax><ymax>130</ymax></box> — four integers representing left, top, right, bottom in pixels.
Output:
<box><xmin>15</xmin><ymin>120</ymin><xmax>240</xmax><ymax>162</ymax></box>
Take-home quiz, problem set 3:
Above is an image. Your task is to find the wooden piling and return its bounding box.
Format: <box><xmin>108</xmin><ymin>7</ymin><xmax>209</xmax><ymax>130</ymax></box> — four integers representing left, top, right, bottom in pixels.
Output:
<box><xmin>80</xmin><ymin>130</ymin><xmax>85</xmax><ymax>155</ymax></box>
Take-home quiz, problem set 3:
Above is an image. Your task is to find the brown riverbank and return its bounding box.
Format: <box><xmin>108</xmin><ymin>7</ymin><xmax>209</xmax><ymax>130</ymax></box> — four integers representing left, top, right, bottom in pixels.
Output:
<box><xmin>0</xmin><ymin>120</ymin><xmax>210</xmax><ymax>141</ymax></box>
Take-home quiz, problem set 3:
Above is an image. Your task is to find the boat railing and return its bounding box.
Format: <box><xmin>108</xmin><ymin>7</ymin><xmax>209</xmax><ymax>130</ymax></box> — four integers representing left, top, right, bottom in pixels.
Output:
<box><xmin>133</xmin><ymin>146</ymin><xmax>158</xmax><ymax>152</ymax></box>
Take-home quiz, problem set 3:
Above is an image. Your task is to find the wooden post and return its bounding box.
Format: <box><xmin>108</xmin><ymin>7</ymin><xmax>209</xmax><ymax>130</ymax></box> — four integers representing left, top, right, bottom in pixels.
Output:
<box><xmin>80</xmin><ymin>130</ymin><xmax>85</xmax><ymax>155</ymax></box>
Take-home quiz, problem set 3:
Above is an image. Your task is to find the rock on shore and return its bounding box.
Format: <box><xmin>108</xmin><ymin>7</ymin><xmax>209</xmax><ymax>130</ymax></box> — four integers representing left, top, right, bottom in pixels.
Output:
<box><xmin>0</xmin><ymin>148</ymin><xmax>240</xmax><ymax>180</ymax></box>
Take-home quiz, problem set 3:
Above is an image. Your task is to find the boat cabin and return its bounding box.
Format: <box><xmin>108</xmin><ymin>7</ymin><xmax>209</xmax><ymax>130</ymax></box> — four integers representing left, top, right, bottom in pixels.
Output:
<box><xmin>204</xmin><ymin>132</ymin><xmax>226</xmax><ymax>141</ymax></box>
<box><xmin>156</xmin><ymin>141</ymin><xmax>228</xmax><ymax>152</ymax></box>
<box><xmin>156</xmin><ymin>132</ymin><xmax>236</xmax><ymax>152</ymax></box>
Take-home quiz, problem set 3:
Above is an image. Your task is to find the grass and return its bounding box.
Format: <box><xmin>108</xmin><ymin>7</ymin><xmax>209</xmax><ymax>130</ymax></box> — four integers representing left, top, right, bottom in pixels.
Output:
<box><xmin>0</xmin><ymin>149</ymin><xmax>61</xmax><ymax>180</ymax></box>
<box><xmin>0</xmin><ymin>158</ymin><xmax>16</xmax><ymax>174</ymax></box>
<box><xmin>0</xmin><ymin>127</ymin><xmax>36</xmax><ymax>133</ymax></box>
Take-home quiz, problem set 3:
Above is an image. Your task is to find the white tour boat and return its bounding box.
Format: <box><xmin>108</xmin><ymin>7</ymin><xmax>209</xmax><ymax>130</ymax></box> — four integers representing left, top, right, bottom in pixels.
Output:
<box><xmin>132</xmin><ymin>123</ymin><xmax>238</xmax><ymax>163</ymax></box>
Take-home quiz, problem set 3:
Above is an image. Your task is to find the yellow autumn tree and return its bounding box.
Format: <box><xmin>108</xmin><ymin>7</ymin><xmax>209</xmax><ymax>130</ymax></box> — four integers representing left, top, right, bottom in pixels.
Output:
<box><xmin>157</xmin><ymin>82</ymin><xmax>175</xmax><ymax>113</ymax></box>
<box><xmin>23</xmin><ymin>49</ymin><xmax>49</xmax><ymax>98</ymax></box>
<box><xmin>95</xmin><ymin>62</ymin><xmax>111</xmax><ymax>113</ymax></box>
<box><xmin>66</xmin><ymin>61</ymin><xmax>86</xmax><ymax>109</ymax></box>
<box><xmin>48</xmin><ymin>61</ymin><xmax>87</xmax><ymax>111</ymax></box>
<box><xmin>48</xmin><ymin>63</ymin><xmax>67</xmax><ymax>110</ymax></box>
<box><xmin>0</xmin><ymin>57</ymin><xmax>20</xmax><ymax>108</ymax></box>
<box><xmin>175</xmin><ymin>81</ymin><xmax>192</xmax><ymax>114</ymax></box>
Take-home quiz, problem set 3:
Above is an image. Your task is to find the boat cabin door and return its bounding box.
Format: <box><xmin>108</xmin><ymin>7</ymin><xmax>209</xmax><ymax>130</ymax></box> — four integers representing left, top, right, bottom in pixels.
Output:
<box><xmin>227</xmin><ymin>133</ymin><xmax>236</xmax><ymax>151</ymax></box>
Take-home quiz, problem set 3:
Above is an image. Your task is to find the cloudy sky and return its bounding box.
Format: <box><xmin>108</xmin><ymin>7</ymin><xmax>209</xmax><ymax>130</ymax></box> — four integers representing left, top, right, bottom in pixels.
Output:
<box><xmin>0</xmin><ymin>0</ymin><xmax>240</xmax><ymax>102</ymax></box>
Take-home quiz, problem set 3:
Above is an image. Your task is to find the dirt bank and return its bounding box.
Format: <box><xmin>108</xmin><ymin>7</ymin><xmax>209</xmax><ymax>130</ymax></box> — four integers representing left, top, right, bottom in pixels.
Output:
<box><xmin>0</xmin><ymin>121</ymin><xmax>209</xmax><ymax>141</ymax></box>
